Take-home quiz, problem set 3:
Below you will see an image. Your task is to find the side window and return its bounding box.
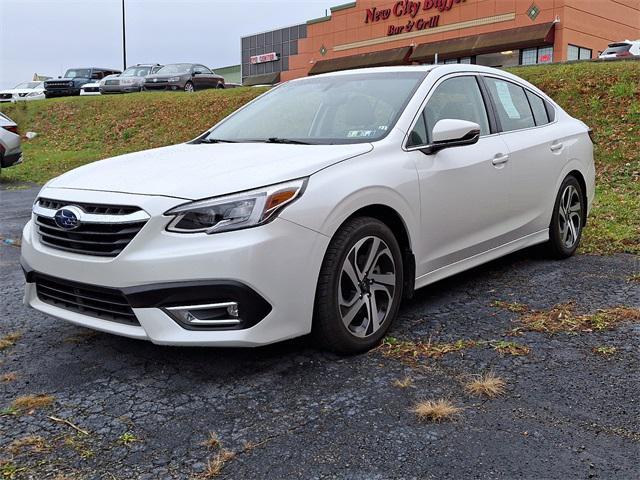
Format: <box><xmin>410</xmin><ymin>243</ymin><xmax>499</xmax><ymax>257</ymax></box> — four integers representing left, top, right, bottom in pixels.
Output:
<box><xmin>484</xmin><ymin>77</ymin><xmax>535</xmax><ymax>132</ymax></box>
<box><xmin>91</xmin><ymin>71</ymin><xmax>104</xmax><ymax>80</ymax></box>
<box><xmin>407</xmin><ymin>113</ymin><xmax>428</xmax><ymax>147</ymax></box>
<box><xmin>525</xmin><ymin>90</ymin><xmax>549</xmax><ymax>126</ymax></box>
<box><xmin>423</xmin><ymin>76</ymin><xmax>490</xmax><ymax>141</ymax></box>
<box><xmin>195</xmin><ymin>65</ymin><xmax>212</xmax><ymax>74</ymax></box>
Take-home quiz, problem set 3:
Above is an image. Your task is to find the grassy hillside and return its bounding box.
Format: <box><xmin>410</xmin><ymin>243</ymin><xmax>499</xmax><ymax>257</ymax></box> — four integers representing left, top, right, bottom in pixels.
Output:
<box><xmin>1</xmin><ymin>61</ymin><xmax>638</xmax><ymax>254</ymax></box>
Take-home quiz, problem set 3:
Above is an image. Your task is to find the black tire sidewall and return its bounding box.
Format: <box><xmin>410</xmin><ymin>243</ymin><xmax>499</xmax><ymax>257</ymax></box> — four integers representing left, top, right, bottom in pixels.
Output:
<box><xmin>313</xmin><ymin>217</ymin><xmax>404</xmax><ymax>354</ymax></box>
<box><xmin>549</xmin><ymin>175</ymin><xmax>584</xmax><ymax>258</ymax></box>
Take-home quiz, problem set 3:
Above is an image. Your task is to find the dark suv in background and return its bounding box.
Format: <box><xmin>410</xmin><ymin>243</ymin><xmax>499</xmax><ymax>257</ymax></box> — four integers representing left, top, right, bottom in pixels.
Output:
<box><xmin>44</xmin><ymin>67</ymin><xmax>121</xmax><ymax>98</ymax></box>
<box><xmin>144</xmin><ymin>63</ymin><xmax>224</xmax><ymax>92</ymax></box>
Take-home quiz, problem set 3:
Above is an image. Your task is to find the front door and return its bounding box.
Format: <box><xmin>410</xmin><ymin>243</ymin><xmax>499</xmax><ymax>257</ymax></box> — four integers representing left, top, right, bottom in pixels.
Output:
<box><xmin>406</xmin><ymin>74</ymin><xmax>513</xmax><ymax>277</ymax></box>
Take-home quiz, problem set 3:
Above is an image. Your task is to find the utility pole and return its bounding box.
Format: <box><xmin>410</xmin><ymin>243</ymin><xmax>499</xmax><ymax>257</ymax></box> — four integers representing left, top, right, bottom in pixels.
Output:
<box><xmin>122</xmin><ymin>0</ymin><xmax>127</xmax><ymax>70</ymax></box>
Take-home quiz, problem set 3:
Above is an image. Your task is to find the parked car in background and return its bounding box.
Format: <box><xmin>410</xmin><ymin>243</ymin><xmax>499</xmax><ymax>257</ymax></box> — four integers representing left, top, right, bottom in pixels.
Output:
<box><xmin>79</xmin><ymin>74</ymin><xmax>119</xmax><ymax>96</ymax></box>
<box><xmin>44</xmin><ymin>68</ymin><xmax>121</xmax><ymax>98</ymax></box>
<box><xmin>20</xmin><ymin>65</ymin><xmax>595</xmax><ymax>353</ymax></box>
<box><xmin>599</xmin><ymin>40</ymin><xmax>640</xmax><ymax>59</ymax></box>
<box><xmin>144</xmin><ymin>63</ymin><xmax>224</xmax><ymax>92</ymax></box>
<box><xmin>101</xmin><ymin>64</ymin><xmax>163</xmax><ymax>94</ymax></box>
<box><xmin>0</xmin><ymin>81</ymin><xmax>46</xmax><ymax>103</ymax></box>
<box><xmin>0</xmin><ymin>112</ymin><xmax>22</xmax><ymax>170</ymax></box>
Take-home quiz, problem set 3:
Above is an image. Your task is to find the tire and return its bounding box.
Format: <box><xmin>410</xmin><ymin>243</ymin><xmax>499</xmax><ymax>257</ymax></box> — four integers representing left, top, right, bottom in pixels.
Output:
<box><xmin>313</xmin><ymin>217</ymin><xmax>404</xmax><ymax>354</ymax></box>
<box><xmin>547</xmin><ymin>175</ymin><xmax>585</xmax><ymax>258</ymax></box>
<box><xmin>184</xmin><ymin>82</ymin><xmax>194</xmax><ymax>93</ymax></box>
<box><xmin>217</xmin><ymin>83</ymin><xmax>225</xmax><ymax>89</ymax></box>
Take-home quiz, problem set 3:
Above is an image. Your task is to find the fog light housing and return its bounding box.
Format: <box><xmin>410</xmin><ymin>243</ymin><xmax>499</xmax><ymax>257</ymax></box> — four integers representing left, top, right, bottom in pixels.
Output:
<box><xmin>165</xmin><ymin>302</ymin><xmax>240</xmax><ymax>328</ymax></box>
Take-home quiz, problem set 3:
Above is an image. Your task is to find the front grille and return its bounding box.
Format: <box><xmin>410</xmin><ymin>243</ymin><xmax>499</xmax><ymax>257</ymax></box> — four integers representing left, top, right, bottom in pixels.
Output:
<box><xmin>34</xmin><ymin>198</ymin><xmax>147</xmax><ymax>257</ymax></box>
<box><xmin>38</xmin><ymin>198</ymin><xmax>139</xmax><ymax>215</ymax></box>
<box><xmin>0</xmin><ymin>93</ymin><xmax>12</xmax><ymax>99</ymax></box>
<box><xmin>35</xmin><ymin>274</ymin><xmax>139</xmax><ymax>325</ymax></box>
<box><xmin>83</xmin><ymin>86</ymin><xmax>99</xmax><ymax>92</ymax></box>
<box><xmin>104</xmin><ymin>79</ymin><xmax>119</xmax><ymax>86</ymax></box>
<box><xmin>46</xmin><ymin>82</ymin><xmax>72</xmax><ymax>89</ymax></box>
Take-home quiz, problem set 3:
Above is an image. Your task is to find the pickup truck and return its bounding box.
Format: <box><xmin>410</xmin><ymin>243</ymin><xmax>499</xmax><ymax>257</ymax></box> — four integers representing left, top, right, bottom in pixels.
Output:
<box><xmin>44</xmin><ymin>67</ymin><xmax>121</xmax><ymax>98</ymax></box>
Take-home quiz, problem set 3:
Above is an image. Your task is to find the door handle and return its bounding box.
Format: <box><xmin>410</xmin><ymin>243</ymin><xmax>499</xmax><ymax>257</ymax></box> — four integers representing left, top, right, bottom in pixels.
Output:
<box><xmin>550</xmin><ymin>142</ymin><xmax>563</xmax><ymax>152</ymax></box>
<box><xmin>492</xmin><ymin>154</ymin><xmax>509</xmax><ymax>166</ymax></box>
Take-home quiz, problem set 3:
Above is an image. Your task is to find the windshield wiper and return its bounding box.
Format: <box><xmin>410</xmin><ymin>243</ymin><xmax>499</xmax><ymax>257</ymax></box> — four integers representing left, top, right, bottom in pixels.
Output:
<box><xmin>264</xmin><ymin>137</ymin><xmax>312</xmax><ymax>145</ymax></box>
<box><xmin>198</xmin><ymin>138</ymin><xmax>239</xmax><ymax>144</ymax></box>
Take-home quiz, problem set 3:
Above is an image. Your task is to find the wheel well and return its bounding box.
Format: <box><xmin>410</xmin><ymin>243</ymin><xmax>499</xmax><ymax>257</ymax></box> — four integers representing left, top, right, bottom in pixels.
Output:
<box><xmin>567</xmin><ymin>170</ymin><xmax>588</xmax><ymax>225</ymax></box>
<box><xmin>344</xmin><ymin>204</ymin><xmax>415</xmax><ymax>299</ymax></box>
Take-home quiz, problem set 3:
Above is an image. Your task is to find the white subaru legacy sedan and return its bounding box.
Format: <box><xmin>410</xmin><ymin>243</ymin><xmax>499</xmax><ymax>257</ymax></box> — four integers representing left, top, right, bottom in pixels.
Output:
<box><xmin>21</xmin><ymin>65</ymin><xmax>595</xmax><ymax>353</ymax></box>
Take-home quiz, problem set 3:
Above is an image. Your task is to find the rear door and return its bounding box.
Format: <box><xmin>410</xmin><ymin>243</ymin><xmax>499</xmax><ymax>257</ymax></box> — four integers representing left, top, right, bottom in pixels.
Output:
<box><xmin>482</xmin><ymin>75</ymin><xmax>567</xmax><ymax>238</ymax></box>
<box><xmin>405</xmin><ymin>74</ymin><xmax>513</xmax><ymax>275</ymax></box>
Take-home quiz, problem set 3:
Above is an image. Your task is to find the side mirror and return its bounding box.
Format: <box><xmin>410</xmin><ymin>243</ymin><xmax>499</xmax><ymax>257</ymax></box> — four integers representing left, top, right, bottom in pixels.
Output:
<box><xmin>420</xmin><ymin>119</ymin><xmax>481</xmax><ymax>155</ymax></box>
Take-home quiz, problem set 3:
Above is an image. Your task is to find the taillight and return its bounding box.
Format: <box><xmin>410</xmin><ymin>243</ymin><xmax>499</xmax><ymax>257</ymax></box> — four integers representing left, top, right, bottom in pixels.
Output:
<box><xmin>588</xmin><ymin>128</ymin><xmax>596</xmax><ymax>145</ymax></box>
<box><xmin>3</xmin><ymin>125</ymin><xmax>19</xmax><ymax>135</ymax></box>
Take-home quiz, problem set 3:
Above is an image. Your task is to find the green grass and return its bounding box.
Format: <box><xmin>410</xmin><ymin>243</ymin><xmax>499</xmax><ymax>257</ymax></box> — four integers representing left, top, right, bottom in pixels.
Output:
<box><xmin>1</xmin><ymin>61</ymin><xmax>638</xmax><ymax>254</ymax></box>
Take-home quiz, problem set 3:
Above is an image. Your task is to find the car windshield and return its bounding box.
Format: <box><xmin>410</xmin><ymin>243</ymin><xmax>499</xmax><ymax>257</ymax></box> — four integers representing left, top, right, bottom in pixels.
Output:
<box><xmin>64</xmin><ymin>69</ymin><xmax>91</xmax><ymax>78</ymax></box>
<box><xmin>205</xmin><ymin>72</ymin><xmax>427</xmax><ymax>145</ymax></box>
<box><xmin>14</xmin><ymin>82</ymin><xmax>41</xmax><ymax>89</ymax></box>
<box><xmin>121</xmin><ymin>66</ymin><xmax>152</xmax><ymax>77</ymax></box>
<box><xmin>157</xmin><ymin>64</ymin><xmax>191</xmax><ymax>74</ymax></box>
<box><xmin>602</xmin><ymin>44</ymin><xmax>631</xmax><ymax>54</ymax></box>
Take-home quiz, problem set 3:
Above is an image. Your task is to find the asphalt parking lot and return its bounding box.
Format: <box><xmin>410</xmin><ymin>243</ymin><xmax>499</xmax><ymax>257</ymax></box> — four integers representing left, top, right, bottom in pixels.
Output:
<box><xmin>1</xmin><ymin>185</ymin><xmax>639</xmax><ymax>479</ymax></box>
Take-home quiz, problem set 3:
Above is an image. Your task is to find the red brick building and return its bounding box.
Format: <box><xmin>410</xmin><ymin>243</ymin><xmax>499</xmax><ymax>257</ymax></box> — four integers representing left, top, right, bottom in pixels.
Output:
<box><xmin>241</xmin><ymin>0</ymin><xmax>640</xmax><ymax>85</ymax></box>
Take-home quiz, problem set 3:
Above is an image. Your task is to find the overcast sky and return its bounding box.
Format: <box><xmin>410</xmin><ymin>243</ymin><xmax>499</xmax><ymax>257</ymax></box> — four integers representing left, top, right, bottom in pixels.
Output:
<box><xmin>0</xmin><ymin>0</ymin><xmax>331</xmax><ymax>89</ymax></box>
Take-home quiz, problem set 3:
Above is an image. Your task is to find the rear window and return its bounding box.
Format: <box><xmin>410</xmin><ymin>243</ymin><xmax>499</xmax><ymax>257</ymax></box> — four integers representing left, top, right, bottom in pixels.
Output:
<box><xmin>525</xmin><ymin>91</ymin><xmax>550</xmax><ymax>126</ymax></box>
<box><xmin>602</xmin><ymin>43</ymin><xmax>631</xmax><ymax>55</ymax></box>
<box><xmin>484</xmin><ymin>77</ymin><xmax>535</xmax><ymax>132</ymax></box>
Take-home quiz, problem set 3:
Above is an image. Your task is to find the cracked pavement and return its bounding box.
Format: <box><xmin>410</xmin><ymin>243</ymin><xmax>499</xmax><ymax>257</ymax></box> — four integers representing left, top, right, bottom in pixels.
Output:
<box><xmin>1</xmin><ymin>185</ymin><xmax>639</xmax><ymax>479</ymax></box>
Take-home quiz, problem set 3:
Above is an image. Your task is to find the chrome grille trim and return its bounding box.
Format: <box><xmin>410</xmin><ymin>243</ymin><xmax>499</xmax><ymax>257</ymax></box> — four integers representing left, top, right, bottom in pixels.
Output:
<box><xmin>33</xmin><ymin>198</ymin><xmax>149</xmax><ymax>257</ymax></box>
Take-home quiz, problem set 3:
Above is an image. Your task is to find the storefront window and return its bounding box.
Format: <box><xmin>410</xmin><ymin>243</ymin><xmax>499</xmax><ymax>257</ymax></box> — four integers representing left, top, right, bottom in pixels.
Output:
<box><xmin>520</xmin><ymin>47</ymin><xmax>553</xmax><ymax>65</ymax></box>
<box><xmin>568</xmin><ymin>45</ymin><xmax>592</xmax><ymax>61</ymax></box>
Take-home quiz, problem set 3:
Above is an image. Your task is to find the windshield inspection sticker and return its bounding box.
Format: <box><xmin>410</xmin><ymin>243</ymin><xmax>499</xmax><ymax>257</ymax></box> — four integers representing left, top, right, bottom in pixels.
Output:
<box><xmin>347</xmin><ymin>130</ymin><xmax>377</xmax><ymax>138</ymax></box>
<box><xmin>495</xmin><ymin>81</ymin><xmax>521</xmax><ymax>119</ymax></box>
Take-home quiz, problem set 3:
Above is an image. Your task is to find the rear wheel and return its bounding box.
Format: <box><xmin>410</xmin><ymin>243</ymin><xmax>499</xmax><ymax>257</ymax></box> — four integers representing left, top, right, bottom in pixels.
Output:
<box><xmin>313</xmin><ymin>217</ymin><xmax>403</xmax><ymax>354</ymax></box>
<box><xmin>547</xmin><ymin>175</ymin><xmax>584</xmax><ymax>258</ymax></box>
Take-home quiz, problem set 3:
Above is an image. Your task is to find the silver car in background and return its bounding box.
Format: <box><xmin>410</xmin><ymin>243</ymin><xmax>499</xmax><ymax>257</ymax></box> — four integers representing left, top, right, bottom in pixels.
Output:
<box><xmin>0</xmin><ymin>112</ymin><xmax>22</xmax><ymax>170</ymax></box>
<box><xmin>100</xmin><ymin>64</ymin><xmax>163</xmax><ymax>94</ymax></box>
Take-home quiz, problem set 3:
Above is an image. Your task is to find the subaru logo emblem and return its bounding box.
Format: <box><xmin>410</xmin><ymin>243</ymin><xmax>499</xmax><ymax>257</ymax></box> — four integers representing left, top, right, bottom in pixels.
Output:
<box><xmin>54</xmin><ymin>206</ymin><xmax>82</xmax><ymax>230</ymax></box>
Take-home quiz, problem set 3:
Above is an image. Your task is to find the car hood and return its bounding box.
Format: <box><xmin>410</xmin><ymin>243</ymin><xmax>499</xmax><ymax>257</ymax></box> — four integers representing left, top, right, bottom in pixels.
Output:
<box><xmin>145</xmin><ymin>74</ymin><xmax>187</xmax><ymax>81</ymax></box>
<box><xmin>46</xmin><ymin>78</ymin><xmax>87</xmax><ymax>83</ymax></box>
<box><xmin>47</xmin><ymin>142</ymin><xmax>373</xmax><ymax>200</ymax></box>
<box><xmin>0</xmin><ymin>88</ymin><xmax>43</xmax><ymax>94</ymax></box>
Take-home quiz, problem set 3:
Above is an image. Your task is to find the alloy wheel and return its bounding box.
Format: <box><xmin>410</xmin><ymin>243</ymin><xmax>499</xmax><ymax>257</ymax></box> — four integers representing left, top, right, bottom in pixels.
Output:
<box><xmin>184</xmin><ymin>83</ymin><xmax>194</xmax><ymax>93</ymax></box>
<box><xmin>338</xmin><ymin>236</ymin><xmax>396</xmax><ymax>338</ymax></box>
<box><xmin>558</xmin><ymin>184</ymin><xmax>582</xmax><ymax>248</ymax></box>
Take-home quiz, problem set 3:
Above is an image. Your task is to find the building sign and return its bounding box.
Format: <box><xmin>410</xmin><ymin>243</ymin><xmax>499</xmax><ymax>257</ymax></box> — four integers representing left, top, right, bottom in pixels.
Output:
<box><xmin>365</xmin><ymin>0</ymin><xmax>466</xmax><ymax>36</ymax></box>
<box><xmin>250</xmin><ymin>52</ymin><xmax>279</xmax><ymax>64</ymax></box>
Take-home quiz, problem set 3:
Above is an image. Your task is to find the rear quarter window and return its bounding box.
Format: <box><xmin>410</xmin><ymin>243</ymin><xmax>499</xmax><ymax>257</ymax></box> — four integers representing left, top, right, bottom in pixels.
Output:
<box><xmin>525</xmin><ymin>90</ymin><xmax>550</xmax><ymax>126</ymax></box>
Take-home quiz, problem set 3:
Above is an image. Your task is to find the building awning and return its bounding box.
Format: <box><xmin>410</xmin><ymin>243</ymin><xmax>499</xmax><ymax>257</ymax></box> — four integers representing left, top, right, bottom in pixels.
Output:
<box><xmin>309</xmin><ymin>46</ymin><xmax>412</xmax><ymax>75</ymax></box>
<box><xmin>243</xmin><ymin>72</ymin><xmax>281</xmax><ymax>86</ymax></box>
<box><xmin>410</xmin><ymin>22</ymin><xmax>555</xmax><ymax>62</ymax></box>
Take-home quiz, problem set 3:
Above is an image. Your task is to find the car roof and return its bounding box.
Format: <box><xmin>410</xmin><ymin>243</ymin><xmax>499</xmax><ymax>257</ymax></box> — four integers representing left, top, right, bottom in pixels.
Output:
<box><xmin>299</xmin><ymin>64</ymin><xmax>530</xmax><ymax>84</ymax></box>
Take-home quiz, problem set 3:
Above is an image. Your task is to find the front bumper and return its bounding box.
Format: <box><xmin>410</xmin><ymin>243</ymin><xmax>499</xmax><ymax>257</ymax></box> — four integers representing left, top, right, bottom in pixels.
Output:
<box><xmin>21</xmin><ymin>187</ymin><xmax>329</xmax><ymax>346</ymax></box>
<box><xmin>144</xmin><ymin>82</ymin><xmax>182</xmax><ymax>91</ymax></box>
<box><xmin>1</xmin><ymin>150</ymin><xmax>23</xmax><ymax>168</ymax></box>
<box><xmin>100</xmin><ymin>85</ymin><xmax>141</xmax><ymax>94</ymax></box>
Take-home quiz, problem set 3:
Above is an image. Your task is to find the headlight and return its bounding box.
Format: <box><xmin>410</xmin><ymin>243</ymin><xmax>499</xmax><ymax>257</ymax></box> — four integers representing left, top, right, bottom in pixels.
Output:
<box><xmin>165</xmin><ymin>179</ymin><xmax>307</xmax><ymax>234</ymax></box>
<box><xmin>168</xmin><ymin>76</ymin><xmax>181</xmax><ymax>82</ymax></box>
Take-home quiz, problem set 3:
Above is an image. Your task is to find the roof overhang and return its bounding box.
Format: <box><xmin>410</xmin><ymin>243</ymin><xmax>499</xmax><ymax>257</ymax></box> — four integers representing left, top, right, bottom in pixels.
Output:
<box><xmin>410</xmin><ymin>22</ymin><xmax>556</xmax><ymax>63</ymax></box>
<box><xmin>309</xmin><ymin>46</ymin><xmax>412</xmax><ymax>75</ymax></box>
<box><xmin>242</xmin><ymin>72</ymin><xmax>281</xmax><ymax>86</ymax></box>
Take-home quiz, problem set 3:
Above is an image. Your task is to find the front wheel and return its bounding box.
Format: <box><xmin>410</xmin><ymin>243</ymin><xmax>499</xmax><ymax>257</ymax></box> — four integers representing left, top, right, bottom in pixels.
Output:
<box><xmin>547</xmin><ymin>175</ymin><xmax>585</xmax><ymax>258</ymax></box>
<box><xmin>184</xmin><ymin>81</ymin><xmax>194</xmax><ymax>93</ymax></box>
<box><xmin>313</xmin><ymin>217</ymin><xmax>404</xmax><ymax>354</ymax></box>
